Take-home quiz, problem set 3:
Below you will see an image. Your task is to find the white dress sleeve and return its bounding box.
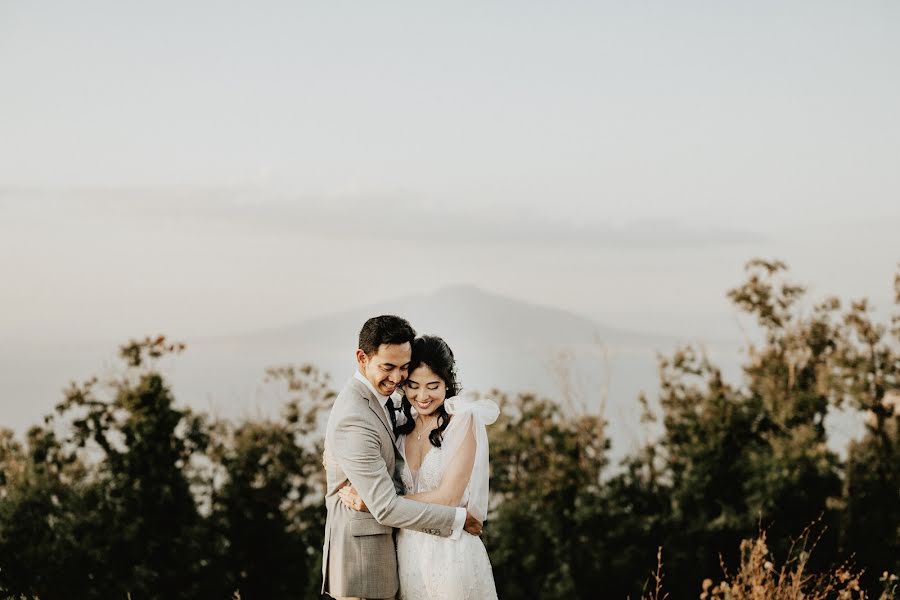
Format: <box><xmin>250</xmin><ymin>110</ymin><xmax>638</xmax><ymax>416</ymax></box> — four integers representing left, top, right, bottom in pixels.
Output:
<box><xmin>439</xmin><ymin>395</ymin><xmax>500</xmax><ymax>522</ymax></box>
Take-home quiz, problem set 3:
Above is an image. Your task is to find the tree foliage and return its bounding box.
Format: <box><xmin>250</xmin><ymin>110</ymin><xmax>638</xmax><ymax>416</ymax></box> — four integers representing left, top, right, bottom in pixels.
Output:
<box><xmin>0</xmin><ymin>261</ymin><xmax>897</xmax><ymax>599</ymax></box>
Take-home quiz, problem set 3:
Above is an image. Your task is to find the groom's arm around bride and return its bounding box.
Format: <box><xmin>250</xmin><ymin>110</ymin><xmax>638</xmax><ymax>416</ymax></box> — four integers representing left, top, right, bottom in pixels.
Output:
<box><xmin>333</xmin><ymin>394</ymin><xmax>463</xmax><ymax>534</ymax></box>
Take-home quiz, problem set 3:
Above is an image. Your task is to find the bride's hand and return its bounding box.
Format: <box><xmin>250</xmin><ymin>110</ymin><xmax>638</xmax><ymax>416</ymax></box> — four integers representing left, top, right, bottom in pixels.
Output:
<box><xmin>338</xmin><ymin>484</ymin><xmax>368</xmax><ymax>512</ymax></box>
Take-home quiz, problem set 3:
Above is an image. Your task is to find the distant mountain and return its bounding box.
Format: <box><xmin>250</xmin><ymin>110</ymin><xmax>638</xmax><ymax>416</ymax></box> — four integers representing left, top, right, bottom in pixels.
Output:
<box><xmin>211</xmin><ymin>284</ymin><xmax>674</xmax><ymax>351</ymax></box>
<box><xmin>174</xmin><ymin>285</ymin><xmax>695</xmax><ymax>462</ymax></box>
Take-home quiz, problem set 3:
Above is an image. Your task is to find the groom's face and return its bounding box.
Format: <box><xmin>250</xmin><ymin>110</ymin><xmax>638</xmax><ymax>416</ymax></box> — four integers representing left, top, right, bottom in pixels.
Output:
<box><xmin>356</xmin><ymin>342</ymin><xmax>412</xmax><ymax>397</ymax></box>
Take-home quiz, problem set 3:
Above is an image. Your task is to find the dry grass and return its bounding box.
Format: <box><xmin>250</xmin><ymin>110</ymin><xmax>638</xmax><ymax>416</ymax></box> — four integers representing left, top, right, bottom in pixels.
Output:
<box><xmin>701</xmin><ymin>530</ymin><xmax>864</xmax><ymax>600</ymax></box>
<box><xmin>643</xmin><ymin>529</ymin><xmax>898</xmax><ymax>600</ymax></box>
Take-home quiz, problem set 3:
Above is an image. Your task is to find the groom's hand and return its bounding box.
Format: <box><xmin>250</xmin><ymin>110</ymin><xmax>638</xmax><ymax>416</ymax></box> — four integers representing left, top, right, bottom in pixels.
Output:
<box><xmin>464</xmin><ymin>511</ymin><xmax>483</xmax><ymax>536</ymax></box>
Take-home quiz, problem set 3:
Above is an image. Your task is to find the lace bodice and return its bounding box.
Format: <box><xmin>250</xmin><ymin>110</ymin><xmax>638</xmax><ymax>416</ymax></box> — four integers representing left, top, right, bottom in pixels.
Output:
<box><xmin>401</xmin><ymin>442</ymin><xmax>472</xmax><ymax>509</ymax></box>
<box><xmin>401</xmin><ymin>445</ymin><xmax>443</xmax><ymax>495</ymax></box>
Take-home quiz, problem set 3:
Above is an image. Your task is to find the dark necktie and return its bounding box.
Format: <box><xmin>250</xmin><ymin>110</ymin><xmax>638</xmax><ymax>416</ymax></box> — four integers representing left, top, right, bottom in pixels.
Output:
<box><xmin>384</xmin><ymin>399</ymin><xmax>405</xmax><ymax>494</ymax></box>
<box><xmin>385</xmin><ymin>398</ymin><xmax>397</xmax><ymax>431</ymax></box>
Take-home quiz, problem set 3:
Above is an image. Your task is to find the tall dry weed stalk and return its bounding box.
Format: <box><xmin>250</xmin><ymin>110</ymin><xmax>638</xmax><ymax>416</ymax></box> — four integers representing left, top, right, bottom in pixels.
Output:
<box><xmin>641</xmin><ymin>546</ymin><xmax>669</xmax><ymax>600</ymax></box>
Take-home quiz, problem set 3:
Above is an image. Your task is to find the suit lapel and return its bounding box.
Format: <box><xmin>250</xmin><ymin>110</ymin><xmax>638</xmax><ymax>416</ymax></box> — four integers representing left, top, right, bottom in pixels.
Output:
<box><xmin>352</xmin><ymin>379</ymin><xmax>396</xmax><ymax>443</ymax></box>
<box><xmin>368</xmin><ymin>396</ymin><xmax>396</xmax><ymax>443</ymax></box>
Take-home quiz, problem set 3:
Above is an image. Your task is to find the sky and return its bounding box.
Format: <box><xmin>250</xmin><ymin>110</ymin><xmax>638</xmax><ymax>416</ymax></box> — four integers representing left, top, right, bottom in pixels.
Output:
<box><xmin>1</xmin><ymin>0</ymin><xmax>899</xmax><ymax>347</ymax></box>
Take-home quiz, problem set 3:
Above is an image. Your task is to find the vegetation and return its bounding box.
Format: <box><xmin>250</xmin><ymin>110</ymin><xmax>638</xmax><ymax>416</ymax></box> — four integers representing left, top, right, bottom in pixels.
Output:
<box><xmin>0</xmin><ymin>260</ymin><xmax>897</xmax><ymax>599</ymax></box>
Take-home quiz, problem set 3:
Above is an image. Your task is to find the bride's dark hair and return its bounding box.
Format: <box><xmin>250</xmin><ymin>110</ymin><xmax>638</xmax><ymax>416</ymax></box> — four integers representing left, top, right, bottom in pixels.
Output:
<box><xmin>394</xmin><ymin>335</ymin><xmax>460</xmax><ymax>447</ymax></box>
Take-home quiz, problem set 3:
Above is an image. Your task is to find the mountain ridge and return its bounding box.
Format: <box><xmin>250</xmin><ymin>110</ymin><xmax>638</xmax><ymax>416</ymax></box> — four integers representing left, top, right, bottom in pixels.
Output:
<box><xmin>204</xmin><ymin>283</ymin><xmax>678</xmax><ymax>350</ymax></box>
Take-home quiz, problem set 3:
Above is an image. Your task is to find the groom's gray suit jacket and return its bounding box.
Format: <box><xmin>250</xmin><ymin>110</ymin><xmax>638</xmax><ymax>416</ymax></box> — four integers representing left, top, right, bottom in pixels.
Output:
<box><xmin>321</xmin><ymin>377</ymin><xmax>458</xmax><ymax>599</ymax></box>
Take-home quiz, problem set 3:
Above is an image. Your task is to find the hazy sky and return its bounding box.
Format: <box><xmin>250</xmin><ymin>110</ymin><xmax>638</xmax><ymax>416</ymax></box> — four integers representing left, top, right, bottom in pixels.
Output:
<box><xmin>2</xmin><ymin>1</ymin><xmax>899</xmax><ymax>346</ymax></box>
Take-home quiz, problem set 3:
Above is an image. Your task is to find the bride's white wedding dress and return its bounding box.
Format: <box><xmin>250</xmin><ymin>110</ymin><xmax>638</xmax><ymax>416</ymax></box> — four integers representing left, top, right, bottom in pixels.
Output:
<box><xmin>396</xmin><ymin>397</ymin><xmax>499</xmax><ymax>600</ymax></box>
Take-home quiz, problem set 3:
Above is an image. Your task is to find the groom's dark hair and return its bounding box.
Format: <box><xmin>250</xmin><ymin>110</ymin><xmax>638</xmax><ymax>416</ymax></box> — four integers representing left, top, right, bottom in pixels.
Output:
<box><xmin>358</xmin><ymin>315</ymin><xmax>416</xmax><ymax>356</ymax></box>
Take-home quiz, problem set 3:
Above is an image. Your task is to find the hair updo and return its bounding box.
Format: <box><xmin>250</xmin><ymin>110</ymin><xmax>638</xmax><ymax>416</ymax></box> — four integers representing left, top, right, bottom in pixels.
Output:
<box><xmin>394</xmin><ymin>335</ymin><xmax>460</xmax><ymax>447</ymax></box>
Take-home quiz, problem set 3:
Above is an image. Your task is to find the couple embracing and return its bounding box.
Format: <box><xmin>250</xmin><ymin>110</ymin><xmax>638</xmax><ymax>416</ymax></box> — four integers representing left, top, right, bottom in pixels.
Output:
<box><xmin>321</xmin><ymin>315</ymin><xmax>499</xmax><ymax>600</ymax></box>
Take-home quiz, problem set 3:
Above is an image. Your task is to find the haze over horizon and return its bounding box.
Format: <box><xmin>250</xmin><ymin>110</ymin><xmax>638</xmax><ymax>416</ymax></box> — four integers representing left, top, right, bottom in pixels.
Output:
<box><xmin>2</xmin><ymin>193</ymin><xmax>896</xmax><ymax>346</ymax></box>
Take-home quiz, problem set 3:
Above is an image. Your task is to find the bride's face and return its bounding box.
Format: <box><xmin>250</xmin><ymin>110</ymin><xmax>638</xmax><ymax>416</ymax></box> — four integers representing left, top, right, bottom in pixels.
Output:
<box><xmin>404</xmin><ymin>364</ymin><xmax>447</xmax><ymax>417</ymax></box>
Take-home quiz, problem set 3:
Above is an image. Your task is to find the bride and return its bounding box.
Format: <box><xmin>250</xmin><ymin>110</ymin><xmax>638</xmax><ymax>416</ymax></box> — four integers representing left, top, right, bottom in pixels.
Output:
<box><xmin>338</xmin><ymin>335</ymin><xmax>499</xmax><ymax>600</ymax></box>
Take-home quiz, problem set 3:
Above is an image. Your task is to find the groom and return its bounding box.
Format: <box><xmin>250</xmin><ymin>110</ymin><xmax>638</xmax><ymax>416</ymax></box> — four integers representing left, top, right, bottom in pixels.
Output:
<box><xmin>321</xmin><ymin>315</ymin><xmax>482</xmax><ymax>600</ymax></box>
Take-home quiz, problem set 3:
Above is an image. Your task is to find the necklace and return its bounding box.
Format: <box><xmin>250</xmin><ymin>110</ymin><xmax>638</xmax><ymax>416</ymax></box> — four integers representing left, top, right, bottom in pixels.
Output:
<box><xmin>416</xmin><ymin>415</ymin><xmax>437</xmax><ymax>440</ymax></box>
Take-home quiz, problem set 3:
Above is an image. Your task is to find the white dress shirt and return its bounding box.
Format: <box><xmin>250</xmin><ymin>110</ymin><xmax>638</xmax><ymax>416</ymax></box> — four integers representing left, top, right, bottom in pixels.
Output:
<box><xmin>353</xmin><ymin>370</ymin><xmax>466</xmax><ymax>539</ymax></box>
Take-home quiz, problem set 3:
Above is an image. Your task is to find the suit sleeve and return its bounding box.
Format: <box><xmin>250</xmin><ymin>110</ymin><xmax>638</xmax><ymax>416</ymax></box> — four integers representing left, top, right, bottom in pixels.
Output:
<box><xmin>333</xmin><ymin>412</ymin><xmax>460</xmax><ymax>537</ymax></box>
